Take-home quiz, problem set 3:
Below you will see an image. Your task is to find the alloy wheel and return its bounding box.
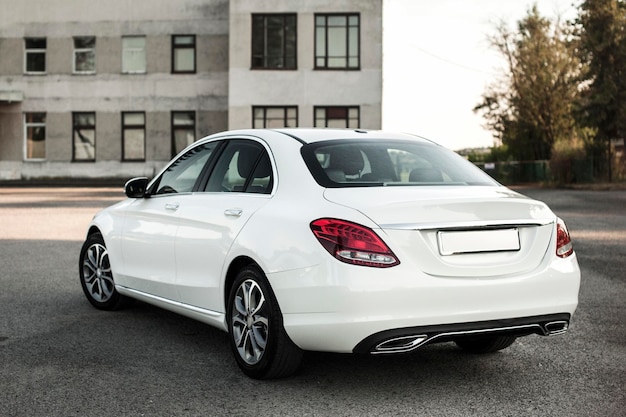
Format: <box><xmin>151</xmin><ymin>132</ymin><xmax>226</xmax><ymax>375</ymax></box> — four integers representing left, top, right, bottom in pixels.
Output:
<box><xmin>82</xmin><ymin>243</ymin><xmax>115</xmax><ymax>303</ymax></box>
<box><xmin>231</xmin><ymin>279</ymin><xmax>269</xmax><ymax>365</ymax></box>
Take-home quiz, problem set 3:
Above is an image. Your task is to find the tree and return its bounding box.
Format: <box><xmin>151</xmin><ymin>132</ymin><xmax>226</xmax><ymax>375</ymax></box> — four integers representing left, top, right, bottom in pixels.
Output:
<box><xmin>575</xmin><ymin>0</ymin><xmax>626</xmax><ymax>180</ymax></box>
<box><xmin>475</xmin><ymin>6</ymin><xmax>581</xmax><ymax>161</ymax></box>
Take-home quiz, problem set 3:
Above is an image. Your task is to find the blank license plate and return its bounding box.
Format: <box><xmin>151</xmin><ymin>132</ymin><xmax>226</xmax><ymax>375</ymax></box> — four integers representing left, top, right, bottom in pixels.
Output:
<box><xmin>438</xmin><ymin>228</ymin><xmax>520</xmax><ymax>256</ymax></box>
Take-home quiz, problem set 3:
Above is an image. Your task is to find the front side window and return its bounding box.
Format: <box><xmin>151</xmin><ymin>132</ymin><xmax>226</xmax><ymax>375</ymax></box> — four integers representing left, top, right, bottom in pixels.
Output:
<box><xmin>251</xmin><ymin>14</ymin><xmax>297</xmax><ymax>69</ymax></box>
<box><xmin>24</xmin><ymin>113</ymin><xmax>46</xmax><ymax>160</ymax></box>
<box><xmin>314</xmin><ymin>106</ymin><xmax>359</xmax><ymax>128</ymax></box>
<box><xmin>74</xmin><ymin>37</ymin><xmax>96</xmax><ymax>74</ymax></box>
<box><xmin>315</xmin><ymin>14</ymin><xmax>360</xmax><ymax>69</ymax></box>
<box><xmin>152</xmin><ymin>142</ymin><xmax>217</xmax><ymax>195</ymax></box>
<box><xmin>122</xmin><ymin>36</ymin><xmax>146</xmax><ymax>74</ymax></box>
<box><xmin>252</xmin><ymin>106</ymin><xmax>298</xmax><ymax>128</ymax></box>
<box><xmin>122</xmin><ymin>112</ymin><xmax>145</xmax><ymax>161</ymax></box>
<box><xmin>204</xmin><ymin>140</ymin><xmax>273</xmax><ymax>194</ymax></box>
<box><xmin>73</xmin><ymin>112</ymin><xmax>96</xmax><ymax>161</ymax></box>
<box><xmin>24</xmin><ymin>38</ymin><xmax>46</xmax><ymax>74</ymax></box>
<box><xmin>302</xmin><ymin>140</ymin><xmax>497</xmax><ymax>187</ymax></box>
<box><xmin>171</xmin><ymin>111</ymin><xmax>196</xmax><ymax>156</ymax></box>
<box><xmin>172</xmin><ymin>35</ymin><xmax>196</xmax><ymax>73</ymax></box>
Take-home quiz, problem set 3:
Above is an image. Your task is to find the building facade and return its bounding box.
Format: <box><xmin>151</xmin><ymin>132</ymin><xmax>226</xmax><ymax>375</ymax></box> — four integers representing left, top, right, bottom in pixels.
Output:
<box><xmin>0</xmin><ymin>0</ymin><xmax>382</xmax><ymax>181</ymax></box>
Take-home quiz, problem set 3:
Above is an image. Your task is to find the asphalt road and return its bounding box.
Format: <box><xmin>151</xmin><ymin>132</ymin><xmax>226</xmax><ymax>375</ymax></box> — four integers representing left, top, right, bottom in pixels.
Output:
<box><xmin>0</xmin><ymin>186</ymin><xmax>624</xmax><ymax>417</ymax></box>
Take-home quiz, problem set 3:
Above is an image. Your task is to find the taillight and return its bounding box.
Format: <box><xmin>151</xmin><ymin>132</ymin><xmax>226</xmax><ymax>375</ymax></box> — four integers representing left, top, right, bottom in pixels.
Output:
<box><xmin>310</xmin><ymin>218</ymin><xmax>399</xmax><ymax>267</ymax></box>
<box><xmin>556</xmin><ymin>218</ymin><xmax>574</xmax><ymax>258</ymax></box>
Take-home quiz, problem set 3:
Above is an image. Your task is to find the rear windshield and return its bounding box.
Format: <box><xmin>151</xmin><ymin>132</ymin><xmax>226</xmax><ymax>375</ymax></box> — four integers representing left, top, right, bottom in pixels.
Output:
<box><xmin>301</xmin><ymin>140</ymin><xmax>498</xmax><ymax>187</ymax></box>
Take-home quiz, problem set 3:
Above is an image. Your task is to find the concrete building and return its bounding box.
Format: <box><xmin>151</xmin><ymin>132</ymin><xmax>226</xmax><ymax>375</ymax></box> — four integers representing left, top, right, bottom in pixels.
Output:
<box><xmin>0</xmin><ymin>0</ymin><xmax>382</xmax><ymax>181</ymax></box>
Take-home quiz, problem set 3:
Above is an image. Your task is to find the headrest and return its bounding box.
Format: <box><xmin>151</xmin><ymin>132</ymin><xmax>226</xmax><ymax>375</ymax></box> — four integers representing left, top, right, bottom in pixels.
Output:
<box><xmin>409</xmin><ymin>168</ymin><xmax>443</xmax><ymax>182</ymax></box>
<box><xmin>328</xmin><ymin>146</ymin><xmax>364</xmax><ymax>176</ymax></box>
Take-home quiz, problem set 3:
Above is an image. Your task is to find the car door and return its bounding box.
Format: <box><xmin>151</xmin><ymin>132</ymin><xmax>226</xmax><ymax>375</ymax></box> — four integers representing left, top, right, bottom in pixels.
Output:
<box><xmin>119</xmin><ymin>142</ymin><xmax>218</xmax><ymax>300</ymax></box>
<box><xmin>174</xmin><ymin>139</ymin><xmax>274</xmax><ymax>312</ymax></box>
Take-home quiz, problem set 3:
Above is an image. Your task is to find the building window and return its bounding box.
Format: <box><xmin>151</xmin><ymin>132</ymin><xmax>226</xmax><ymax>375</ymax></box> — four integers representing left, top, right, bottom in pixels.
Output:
<box><xmin>253</xmin><ymin>106</ymin><xmax>298</xmax><ymax>128</ymax></box>
<box><xmin>122</xmin><ymin>36</ymin><xmax>146</xmax><ymax>74</ymax></box>
<box><xmin>314</xmin><ymin>106</ymin><xmax>360</xmax><ymax>128</ymax></box>
<box><xmin>73</xmin><ymin>112</ymin><xmax>96</xmax><ymax>161</ymax></box>
<box><xmin>315</xmin><ymin>14</ymin><xmax>360</xmax><ymax>69</ymax></box>
<box><xmin>172</xmin><ymin>35</ymin><xmax>196</xmax><ymax>73</ymax></box>
<box><xmin>73</xmin><ymin>37</ymin><xmax>96</xmax><ymax>74</ymax></box>
<box><xmin>171</xmin><ymin>111</ymin><xmax>196</xmax><ymax>156</ymax></box>
<box><xmin>122</xmin><ymin>112</ymin><xmax>146</xmax><ymax>161</ymax></box>
<box><xmin>251</xmin><ymin>14</ymin><xmax>297</xmax><ymax>69</ymax></box>
<box><xmin>24</xmin><ymin>38</ymin><xmax>46</xmax><ymax>74</ymax></box>
<box><xmin>24</xmin><ymin>113</ymin><xmax>46</xmax><ymax>160</ymax></box>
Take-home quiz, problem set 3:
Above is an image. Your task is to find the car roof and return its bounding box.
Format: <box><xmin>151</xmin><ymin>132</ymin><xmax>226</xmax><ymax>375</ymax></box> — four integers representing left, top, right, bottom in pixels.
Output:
<box><xmin>200</xmin><ymin>128</ymin><xmax>437</xmax><ymax>146</ymax></box>
<box><xmin>271</xmin><ymin>128</ymin><xmax>434</xmax><ymax>145</ymax></box>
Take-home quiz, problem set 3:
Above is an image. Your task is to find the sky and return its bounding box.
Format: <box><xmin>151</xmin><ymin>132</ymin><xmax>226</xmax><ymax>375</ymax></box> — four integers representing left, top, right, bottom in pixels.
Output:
<box><xmin>382</xmin><ymin>0</ymin><xmax>579</xmax><ymax>150</ymax></box>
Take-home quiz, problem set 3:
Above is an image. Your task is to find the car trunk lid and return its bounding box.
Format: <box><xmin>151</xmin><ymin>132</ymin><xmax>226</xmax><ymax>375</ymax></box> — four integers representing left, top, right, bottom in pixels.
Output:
<box><xmin>323</xmin><ymin>186</ymin><xmax>555</xmax><ymax>277</ymax></box>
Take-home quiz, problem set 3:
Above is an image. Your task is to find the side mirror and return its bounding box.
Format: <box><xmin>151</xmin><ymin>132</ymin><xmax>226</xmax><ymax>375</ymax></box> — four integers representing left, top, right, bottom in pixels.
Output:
<box><xmin>125</xmin><ymin>177</ymin><xmax>149</xmax><ymax>198</ymax></box>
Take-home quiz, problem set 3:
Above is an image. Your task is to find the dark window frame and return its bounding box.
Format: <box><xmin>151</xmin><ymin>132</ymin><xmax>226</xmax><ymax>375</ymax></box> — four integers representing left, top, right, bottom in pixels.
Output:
<box><xmin>314</xmin><ymin>106</ymin><xmax>360</xmax><ymax>128</ymax></box>
<box><xmin>122</xmin><ymin>111</ymin><xmax>146</xmax><ymax>162</ymax></box>
<box><xmin>251</xmin><ymin>13</ymin><xmax>297</xmax><ymax>70</ymax></box>
<box><xmin>171</xmin><ymin>34</ymin><xmax>196</xmax><ymax>74</ymax></box>
<box><xmin>72</xmin><ymin>112</ymin><xmax>96</xmax><ymax>162</ymax></box>
<box><xmin>24</xmin><ymin>38</ymin><xmax>47</xmax><ymax>74</ymax></box>
<box><xmin>252</xmin><ymin>106</ymin><xmax>298</xmax><ymax>128</ymax></box>
<box><xmin>171</xmin><ymin>111</ymin><xmax>196</xmax><ymax>157</ymax></box>
<box><xmin>314</xmin><ymin>13</ymin><xmax>360</xmax><ymax>70</ymax></box>
<box><xmin>73</xmin><ymin>36</ymin><xmax>96</xmax><ymax>74</ymax></box>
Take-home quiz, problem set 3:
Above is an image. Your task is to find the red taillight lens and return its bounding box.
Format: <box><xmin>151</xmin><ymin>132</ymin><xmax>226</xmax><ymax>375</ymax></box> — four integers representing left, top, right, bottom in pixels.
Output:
<box><xmin>556</xmin><ymin>218</ymin><xmax>574</xmax><ymax>258</ymax></box>
<box><xmin>310</xmin><ymin>218</ymin><xmax>400</xmax><ymax>267</ymax></box>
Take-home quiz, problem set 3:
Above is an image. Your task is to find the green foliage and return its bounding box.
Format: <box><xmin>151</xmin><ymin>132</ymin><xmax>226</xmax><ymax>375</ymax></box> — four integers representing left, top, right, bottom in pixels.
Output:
<box><xmin>462</xmin><ymin>145</ymin><xmax>511</xmax><ymax>163</ymax></box>
<box><xmin>574</xmin><ymin>0</ymin><xmax>626</xmax><ymax>179</ymax></box>
<box><xmin>550</xmin><ymin>134</ymin><xmax>589</xmax><ymax>184</ymax></box>
<box><xmin>489</xmin><ymin>144</ymin><xmax>512</xmax><ymax>162</ymax></box>
<box><xmin>474</xmin><ymin>5</ymin><xmax>581</xmax><ymax>162</ymax></box>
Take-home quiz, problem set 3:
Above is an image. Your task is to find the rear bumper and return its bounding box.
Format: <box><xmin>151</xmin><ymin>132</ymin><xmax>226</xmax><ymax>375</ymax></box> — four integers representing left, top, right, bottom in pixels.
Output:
<box><xmin>269</xmin><ymin>254</ymin><xmax>580</xmax><ymax>353</ymax></box>
<box><xmin>353</xmin><ymin>313</ymin><xmax>571</xmax><ymax>354</ymax></box>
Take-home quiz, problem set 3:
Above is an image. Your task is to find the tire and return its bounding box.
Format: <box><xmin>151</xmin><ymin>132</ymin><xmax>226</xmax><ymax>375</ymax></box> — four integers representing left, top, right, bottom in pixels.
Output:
<box><xmin>227</xmin><ymin>266</ymin><xmax>303</xmax><ymax>379</ymax></box>
<box><xmin>79</xmin><ymin>232</ymin><xmax>130</xmax><ymax>311</ymax></box>
<box><xmin>455</xmin><ymin>335</ymin><xmax>517</xmax><ymax>353</ymax></box>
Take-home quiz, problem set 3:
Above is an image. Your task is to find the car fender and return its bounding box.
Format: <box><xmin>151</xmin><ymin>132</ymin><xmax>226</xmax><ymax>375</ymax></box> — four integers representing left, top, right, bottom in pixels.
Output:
<box><xmin>86</xmin><ymin>199</ymin><xmax>134</xmax><ymax>282</ymax></box>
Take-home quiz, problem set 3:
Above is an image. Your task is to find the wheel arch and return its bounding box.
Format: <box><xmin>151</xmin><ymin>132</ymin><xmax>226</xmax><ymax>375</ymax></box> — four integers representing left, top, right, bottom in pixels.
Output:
<box><xmin>86</xmin><ymin>225</ymin><xmax>102</xmax><ymax>239</ymax></box>
<box><xmin>223</xmin><ymin>254</ymin><xmax>303</xmax><ymax>378</ymax></box>
<box><xmin>223</xmin><ymin>255</ymin><xmax>260</xmax><ymax>306</ymax></box>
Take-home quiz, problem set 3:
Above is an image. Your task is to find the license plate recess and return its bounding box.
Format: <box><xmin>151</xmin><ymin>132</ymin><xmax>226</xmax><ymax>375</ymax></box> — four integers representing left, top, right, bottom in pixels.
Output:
<box><xmin>437</xmin><ymin>228</ymin><xmax>520</xmax><ymax>256</ymax></box>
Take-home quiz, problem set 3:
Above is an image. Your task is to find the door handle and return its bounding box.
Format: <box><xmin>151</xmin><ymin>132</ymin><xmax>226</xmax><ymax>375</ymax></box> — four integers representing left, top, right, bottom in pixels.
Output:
<box><xmin>224</xmin><ymin>208</ymin><xmax>243</xmax><ymax>217</ymax></box>
<box><xmin>165</xmin><ymin>203</ymin><xmax>180</xmax><ymax>211</ymax></box>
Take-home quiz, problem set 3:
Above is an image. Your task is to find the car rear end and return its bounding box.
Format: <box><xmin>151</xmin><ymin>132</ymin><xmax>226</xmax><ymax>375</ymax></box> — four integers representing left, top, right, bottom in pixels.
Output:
<box><xmin>274</xmin><ymin>132</ymin><xmax>580</xmax><ymax>354</ymax></box>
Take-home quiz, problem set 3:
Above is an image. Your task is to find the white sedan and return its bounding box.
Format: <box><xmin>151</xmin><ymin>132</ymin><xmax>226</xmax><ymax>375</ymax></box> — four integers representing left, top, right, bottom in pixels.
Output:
<box><xmin>79</xmin><ymin>129</ymin><xmax>580</xmax><ymax>379</ymax></box>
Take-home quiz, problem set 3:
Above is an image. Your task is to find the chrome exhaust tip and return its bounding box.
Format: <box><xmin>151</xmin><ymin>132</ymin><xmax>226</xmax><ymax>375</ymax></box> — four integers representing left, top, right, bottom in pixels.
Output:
<box><xmin>544</xmin><ymin>320</ymin><xmax>569</xmax><ymax>336</ymax></box>
<box><xmin>373</xmin><ymin>335</ymin><xmax>428</xmax><ymax>354</ymax></box>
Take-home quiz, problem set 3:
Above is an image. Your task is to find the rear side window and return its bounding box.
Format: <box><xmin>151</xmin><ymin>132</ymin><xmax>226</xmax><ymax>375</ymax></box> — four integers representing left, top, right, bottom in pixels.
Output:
<box><xmin>301</xmin><ymin>140</ymin><xmax>497</xmax><ymax>187</ymax></box>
